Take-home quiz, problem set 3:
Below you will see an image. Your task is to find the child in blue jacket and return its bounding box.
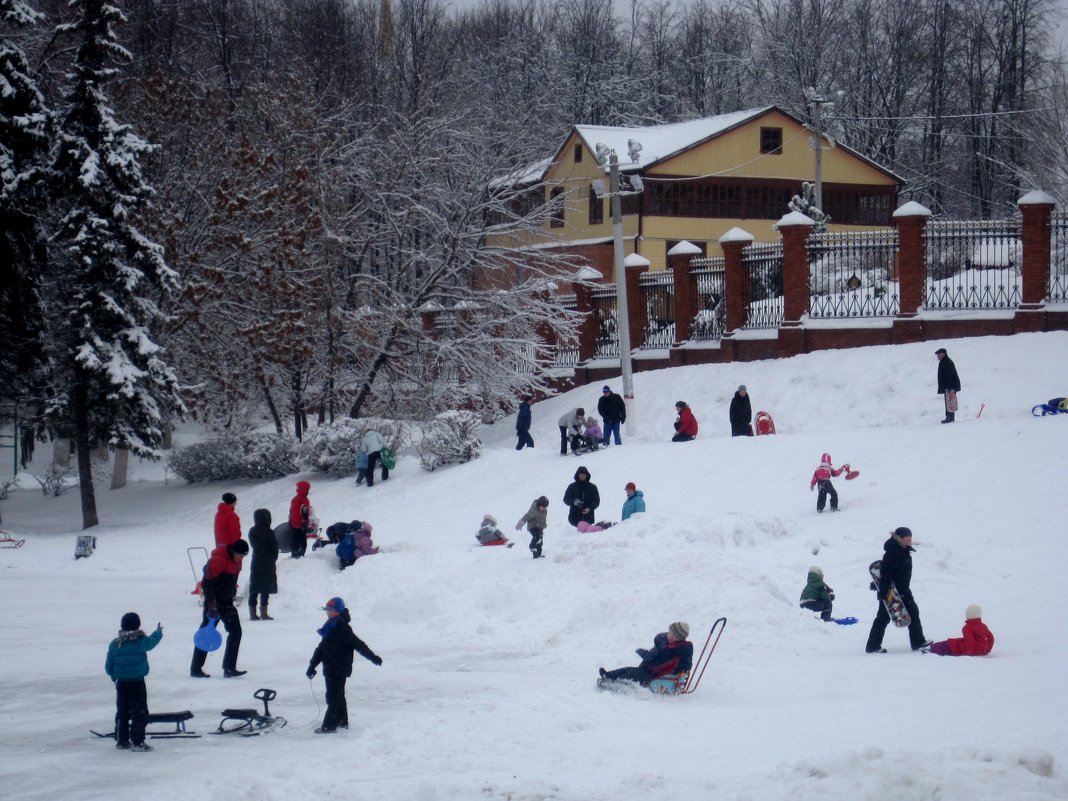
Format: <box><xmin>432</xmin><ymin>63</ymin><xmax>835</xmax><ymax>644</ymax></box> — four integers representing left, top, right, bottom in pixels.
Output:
<box><xmin>105</xmin><ymin>612</ymin><xmax>163</xmax><ymax>751</ymax></box>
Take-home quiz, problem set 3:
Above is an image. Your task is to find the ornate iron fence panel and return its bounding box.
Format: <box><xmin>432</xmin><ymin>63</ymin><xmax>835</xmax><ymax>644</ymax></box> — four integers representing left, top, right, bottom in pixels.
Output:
<box><xmin>924</xmin><ymin>219</ymin><xmax>1022</xmax><ymax>309</ymax></box>
<box><xmin>591</xmin><ymin>285</ymin><xmax>619</xmax><ymax>358</ymax></box>
<box><xmin>807</xmin><ymin>229</ymin><xmax>899</xmax><ymax>317</ymax></box>
<box><xmin>689</xmin><ymin>257</ymin><xmax>726</xmax><ymax>341</ymax></box>
<box><xmin>1050</xmin><ymin>212</ymin><xmax>1068</xmax><ymax>302</ymax></box>
<box><xmin>550</xmin><ymin>293</ymin><xmax>580</xmax><ymax>367</ymax></box>
<box><xmin>638</xmin><ymin>270</ymin><xmax>675</xmax><ymax>349</ymax></box>
<box><xmin>741</xmin><ymin>242</ymin><xmax>784</xmax><ymax>328</ymax></box>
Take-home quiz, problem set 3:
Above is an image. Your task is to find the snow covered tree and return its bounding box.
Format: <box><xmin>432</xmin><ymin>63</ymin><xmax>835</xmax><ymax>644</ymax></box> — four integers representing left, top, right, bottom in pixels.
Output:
<box><xmin>788</xmin><ymin>181</ymin><xmax>830</xmax><ymax>231</ymax></box>
<box><xmin>43</xmin><ymin>0</ymin><xmax>183</xmax><ymax>528</ymax></box>
<box><xmin>0</xmin><ymin>0</ymin><xmax>51</xmax><ymax>404</ymax></box>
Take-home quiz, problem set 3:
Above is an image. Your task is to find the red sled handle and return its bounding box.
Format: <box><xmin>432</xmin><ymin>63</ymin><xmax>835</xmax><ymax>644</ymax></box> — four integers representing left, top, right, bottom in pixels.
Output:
<box><xmin>680</xmin><ymin>617</ymin><xmax>727</xmax><ymax>695</ymax></box>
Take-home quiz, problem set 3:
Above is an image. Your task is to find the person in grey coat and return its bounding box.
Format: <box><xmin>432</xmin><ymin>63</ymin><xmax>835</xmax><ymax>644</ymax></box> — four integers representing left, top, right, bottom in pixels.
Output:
<box><xmin>515</xmin><ymin>495</ymin><xmax>550</xmax><ymax>559</ymax></box>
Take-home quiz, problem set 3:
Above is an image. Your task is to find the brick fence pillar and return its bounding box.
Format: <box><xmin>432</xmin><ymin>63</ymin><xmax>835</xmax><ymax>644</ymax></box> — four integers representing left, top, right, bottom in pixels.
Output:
<box><xmin>720</xmin><ymin>227</ymin><xmax>754</xmax><ymax>333</ymax></box>
<box><xmin>668</xmin><ymin>241</ymin><xmax>702</xmax><ymax>344</ymax></box>
<box><xmin>892</xmin><ymin>201</ymin><xmax>932</xmax><ymax>317</ymax></box>
<box><xmin>573</xmin><ymin>266</ymin><xmax>602</xmax><ymax>364</ymax></box>
<box><xmin>1017</xmin><ymin>191</ymin><xmax>1056</xmax><ymax>332</ymax></box>
<box><xmin>623</xmin><ymin>252</ymin><xmax>650</xmax><ymax>353</ymax></box>
<box><xmin>777</xmin><ymin>212</ymin><xmax>814</xmax><ymax>322</ymax></box>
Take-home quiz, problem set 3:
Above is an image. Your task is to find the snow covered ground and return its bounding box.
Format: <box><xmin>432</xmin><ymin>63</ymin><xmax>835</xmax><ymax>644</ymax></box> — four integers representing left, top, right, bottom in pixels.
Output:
<box><xmin>1</xmin><ymin>332</ymin><xmax>1067</xmax><ymax>801</ymax></box>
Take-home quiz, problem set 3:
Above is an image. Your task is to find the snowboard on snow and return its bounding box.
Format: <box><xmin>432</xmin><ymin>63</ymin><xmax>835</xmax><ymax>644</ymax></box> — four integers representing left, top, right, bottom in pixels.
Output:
<box><xmin>869</xmin><ymin>560</ymin><xmax>911</xmax><ymax>627</ymax></box>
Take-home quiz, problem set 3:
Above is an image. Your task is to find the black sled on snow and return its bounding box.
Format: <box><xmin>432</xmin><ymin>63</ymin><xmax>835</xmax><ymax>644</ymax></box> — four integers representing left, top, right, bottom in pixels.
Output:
<box><xmin>213</xmin><ymin>688</ymin><xmax>287</xmax><ymax>736</ymax></box>
<box><xmin>92</xmin><ymin>710</ymin><xmax>198</xmax><ymax>740</ymax></box>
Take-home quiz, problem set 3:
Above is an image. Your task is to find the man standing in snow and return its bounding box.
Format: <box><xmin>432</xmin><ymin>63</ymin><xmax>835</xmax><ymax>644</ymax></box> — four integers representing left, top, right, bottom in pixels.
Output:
<box><xmin>597</xmin><ymin>386</ymin><xmax>626</xmax><ymax>446</ymax></box>
<box><xmin>935</xmin><ymin>347</ymin><xmax>961</xmax><ymax>424</ymax></box>
<box><xmin>865</xmin><ymin>527</ymin><xmax>932</xmax><ymax>653</ymax></box>
<box><xmin>729</xmin><ymin>385</ymin><xmax>753</xmax><ymax>436</ymax></box>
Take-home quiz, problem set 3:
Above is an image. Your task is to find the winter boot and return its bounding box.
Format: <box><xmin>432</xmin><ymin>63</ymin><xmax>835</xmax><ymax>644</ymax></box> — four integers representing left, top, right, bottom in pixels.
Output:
<box><xmin>259</xmin><ymin>606</ymin><xmax>273</xmax><ymax>620</ymax></box>
<box><xmin>249</xmin><ymin>606</ymin><xmax>260</xmax><ymax>621</ymax></box>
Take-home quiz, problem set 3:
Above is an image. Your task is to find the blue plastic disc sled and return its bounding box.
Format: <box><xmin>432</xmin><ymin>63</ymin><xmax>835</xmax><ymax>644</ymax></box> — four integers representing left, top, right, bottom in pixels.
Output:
<box><xmin>193</xmin><ymin>616</ymin><xmax>223</xmax><ymax>651</ymax></box>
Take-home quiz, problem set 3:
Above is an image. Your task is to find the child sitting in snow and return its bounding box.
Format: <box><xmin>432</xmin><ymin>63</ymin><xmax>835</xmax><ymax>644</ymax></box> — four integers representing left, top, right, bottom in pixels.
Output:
<box><xmin>809</xmin><ymin>452</ymin><xmax>845</xmax><ymax>512</ymax></box>
<box><xmin>926</xmin><ymin>605</ymin><xmax>995</xmax><ymax>656</ymax></box>
<box><xmin>576</xmin><ymin>520</ymin><xmax>614</xmax><ymax>533</ymax></box>
<box><xmin>476</xmin><ymin>514</ymin><xmax>513</xmax><ymax>547</ymax></box>
<box><xmin>337</xmin><ymin>522</ymin><xmax>379</xmax><ymax>569</ymax></box>
<box><xmin>799</xmin><ymin>566</ymin><xmax>835</xmax><ymax>621</ymax></box>
<box><xmin>579</xmin><ymin>416</ymin><xmax>604</xmax><ymax>450</ymax></box>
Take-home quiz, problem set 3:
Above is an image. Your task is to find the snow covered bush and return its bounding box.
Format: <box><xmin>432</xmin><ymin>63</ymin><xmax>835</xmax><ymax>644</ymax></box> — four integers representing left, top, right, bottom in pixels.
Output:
<box><xmin>417</xmin><ymin>410</ymin><xmax>481</xmax><ymax>472</ymax></box>
<box><xmin>169</xmin><ymin>433</ymin><xmax>297</xmax><ymax>483</ymax></box>
<box><xmin>31</xmin><ymin>464</ymin><xmax>72</xmax><ymax>497</ymax></box>
<box><xmin>299</xmin><ymin>418</ymin><xmax>405</xmax><ymax>476</ymax></box>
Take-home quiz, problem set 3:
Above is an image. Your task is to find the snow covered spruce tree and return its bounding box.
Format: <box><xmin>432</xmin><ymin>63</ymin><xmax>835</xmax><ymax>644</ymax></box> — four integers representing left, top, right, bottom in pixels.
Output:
<box><xmin>43</xmin><ymin>0</ymin><xmax>182</xmax><ymax>528</ymax></box>
<box><xmin>0</xmin><ymin>0</ymin><xmax>51</xmax><ymax>405</ymax></box>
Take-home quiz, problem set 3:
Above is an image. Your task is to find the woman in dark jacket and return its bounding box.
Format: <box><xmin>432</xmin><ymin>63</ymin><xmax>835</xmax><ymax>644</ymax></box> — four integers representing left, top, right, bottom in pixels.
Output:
<box><xmin>729</xmin><ymin>385</ymin><xmax>753</xmax><ymax>436</ymax></box>
<box><xmin>248</xmin><ymin>508</ymin><xmax>279</xmax><ymax>620</ymax></box>
<box><xmin>865</xmin><ymin>527</ymin><xmax>931</xmax><ymax>653</ymax></box>
<box><xmin>563</xmin><ymin>466</ymin><xmax>600</xmax><ymax>527</ymax></box>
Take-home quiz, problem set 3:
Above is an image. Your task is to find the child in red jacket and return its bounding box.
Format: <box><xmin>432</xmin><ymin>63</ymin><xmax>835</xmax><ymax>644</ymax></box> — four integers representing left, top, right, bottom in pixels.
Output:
<box><xmin>927</xmin><ymin>605</ymin><xmax>995</xmax><ymax>656</ymax></box>
<box><xmin>809</xmin><ymin>452</ymin><xmax>844</xmax><ymax>512</ymax></box>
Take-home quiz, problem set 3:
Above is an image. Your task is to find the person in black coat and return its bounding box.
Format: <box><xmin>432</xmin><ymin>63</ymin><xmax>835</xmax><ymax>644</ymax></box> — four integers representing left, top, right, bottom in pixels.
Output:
<box><xmin>865</xmin><ymin>527</ymin><xmax>931</xmax><ymax>653</ymax></box>
<box><xmin>935</xmin><ymin>347</ymin><xmax>961</xmax><ymax>423</ymax></box>
<box><xmin>597</xmin><ymin>386</ymin><xmax>626</xmax><ymax>446</ymax></box>
<box><xmin>247</xmin><ymin>509</ymin><xmax>279</xmax><ymax>620</ymax></box>
<box><xmin>562</xmin><ymin>465</ymin><xmax>600</xmax><ymax>527</ymax></box>
<box><xmin>306</xmin><ymin>597</ymin><xmax>382</xmax><ymax>733</ymax></box>
<box><xmin>515</xmin><ymin>397</ymin><xmax>534</xmax><ymax>450</ymax></box>
<box><xmin>729</xmin><ymin>385</ymin><xmax>753</xmax><ymax>436</ymax></box>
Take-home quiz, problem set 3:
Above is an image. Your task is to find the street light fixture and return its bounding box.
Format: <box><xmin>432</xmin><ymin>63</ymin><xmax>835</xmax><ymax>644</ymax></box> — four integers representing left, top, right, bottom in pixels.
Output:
<box><xmin>594</xmin><ymin>141</ymin><xmax>643</xmax><ymax>436</ymax></box>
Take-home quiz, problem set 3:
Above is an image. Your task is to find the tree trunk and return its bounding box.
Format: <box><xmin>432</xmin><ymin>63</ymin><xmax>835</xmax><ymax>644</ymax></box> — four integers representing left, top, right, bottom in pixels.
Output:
<box><xmin>73</xmin><ymin>381</ymin><xmax>99</xmax><ymax>529</ymax></box>
<box><xmin>111</xmin><ymin>448</ymin><xmax>129</xmax><ymax>490</ymax></box>
<box><xmin>261</xmin><ymin>379</ymin><xmax>283</xmax><ymax>435</ymax></box>
<box><xmin>161</xmin><ymin>420</ymin><xmax>173</xmax><ymax>449</ymax></box>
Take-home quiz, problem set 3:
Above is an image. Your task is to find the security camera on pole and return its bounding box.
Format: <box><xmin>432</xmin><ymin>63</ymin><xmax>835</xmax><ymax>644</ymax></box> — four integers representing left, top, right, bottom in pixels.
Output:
<box><xmin>594</xmin><ymin>141</ymin><xmax>644</xmax><ymax>436</ymax></box>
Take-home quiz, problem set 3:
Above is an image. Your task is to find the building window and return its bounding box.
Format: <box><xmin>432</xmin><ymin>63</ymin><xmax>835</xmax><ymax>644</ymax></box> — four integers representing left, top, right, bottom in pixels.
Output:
<box><xmin>760</xmin><ymin>127</ymin><xmax>783</xmax><ymax>154</ymax></box>
<box><xmin>589</xmin><ymin>185</ymin><xmax>604</xmax><ymax>225</ymax></box>
<box><xmin>549</xmin><ymin>188</ymin><xmax>565</xmax><ymax>228</ymax></box>
<box><xmin>574</xmin><ymin>144</ymin><xmax>583</xmax><ymax>163</ymax></box>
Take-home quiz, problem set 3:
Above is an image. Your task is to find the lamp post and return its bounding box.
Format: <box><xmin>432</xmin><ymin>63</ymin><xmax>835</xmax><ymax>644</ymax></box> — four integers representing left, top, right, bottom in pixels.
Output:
<box><xmin>804</xmin><ymin>87</ymin><xmax>844</xmax><ymax>211</ymax></box>
<box><xmin>595</xmin><ymin>144</ymin><xmax>643</xmax><ymax>436</ymax></box>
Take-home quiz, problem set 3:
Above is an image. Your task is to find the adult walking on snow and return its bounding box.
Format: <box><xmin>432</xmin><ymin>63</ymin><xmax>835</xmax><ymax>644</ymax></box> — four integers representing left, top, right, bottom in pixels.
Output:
<box><xmin>515</xmin><ymin>396</ymin><xmax>534</xmax><ymax>450</ymax></box>
<box><xmin>935</xmin><ymin>347</ymin><xmax>961</xmax><ymax>424</ymax></box>
<box><xmin>597</xmin><ymin>386</ymin><xmax>626</xmax><ymax>446</ymax></box>
<box><xmin>865</xmin><ymin>527</ymin><xmax>932</xmax><ymax>653</ymax></box>
<box><xmin>191</xmin><ymin>539</ymin><xmax>249</xmax><ymax>678</ymax></box>
<box><xmin>672</xmin><ymin>401</ymin><xmax>698</xmax><ymax>442</ymax></box>
<box><xmin>247</xmin><ymin>508</ymin><xmax>278</xmax><ymax>621</ymax></box>
<box><xmin>214</xmin><ymin>492</ymin><xmax>241</xmax><ymax>547</ymax></box>
<box><xmin>729</xmin><ymin>385</ymin><xmax>753</xmax><ymax>436</ymax></box>
<box><xmin>563</xmin><ymin>466</ymin><xmax>600</xmax><ymax>527</ymax></box>
<box><xmin>289</xmin><ymin>480</ymin><xmax>312</xmax><ymax>558</ymax></box>
<box><xmin>362</xmin><ymin>429</ymin><xmax>389</xmax><ymax>486</ymax></box>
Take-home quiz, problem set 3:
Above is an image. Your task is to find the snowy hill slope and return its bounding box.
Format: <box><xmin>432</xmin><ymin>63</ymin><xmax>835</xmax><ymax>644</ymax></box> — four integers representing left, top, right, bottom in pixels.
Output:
<box><xmin>1</xmin><ymin>332</ymin><xmax>1066</xmax><ymax>801</ymax></box>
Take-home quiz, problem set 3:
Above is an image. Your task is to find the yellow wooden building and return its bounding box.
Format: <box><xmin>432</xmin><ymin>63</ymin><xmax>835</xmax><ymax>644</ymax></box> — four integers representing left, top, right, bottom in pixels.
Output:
<box><xmin>493</xmin><ymin>106</ymin><xmax>902</xmax><ymax>275</ymax></box>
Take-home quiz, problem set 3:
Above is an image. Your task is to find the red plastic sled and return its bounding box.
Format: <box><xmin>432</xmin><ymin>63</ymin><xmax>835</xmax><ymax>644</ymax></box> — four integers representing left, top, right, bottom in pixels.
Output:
<box><xmin>754</xmin><ymin>411</ymin><xmax>776</xmax><ymax>435</ymax></box>
<box><xmin>480</xmin><ymin>539</ymin><xmax>513</xmax><ymax>547</ymax></box>
<box><xmin>842</xmin><ymin>462</ymin><xmax>860</xmax><ymax>480</ymax></box>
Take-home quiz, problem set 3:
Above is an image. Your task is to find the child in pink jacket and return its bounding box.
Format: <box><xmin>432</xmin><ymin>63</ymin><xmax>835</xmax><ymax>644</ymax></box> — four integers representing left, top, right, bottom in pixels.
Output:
<box><xmin>927</xmin><ymin>605</ymin><xmax>995</xmax><ymax>656</ymax></box>
<box><xmin>809</xmin><ymin>452</ymin><xmax>844</xmax><ymax>513</ymax></box>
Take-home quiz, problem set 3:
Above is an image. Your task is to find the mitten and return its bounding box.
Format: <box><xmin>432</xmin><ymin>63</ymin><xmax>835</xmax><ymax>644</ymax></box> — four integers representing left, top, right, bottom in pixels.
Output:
<box><xmin>205</xmin><ymin>603</ymin><xmax>219</xmax><ymax>618</ymax></box>
<box><xmin>514</xmin><ymin>521</ymin><xmax>524</xmax><ymax>531</ymax></box>
<box><xmin>306</xmin><ymin>666</ymin><xmax>316</xmax><ymax>679</ymax></box>
<box><xmin>869</xmin><ymin>581</ymin><xmax>877</xmax><ymax>592</ymax></box>
<box><xmin>370</xmin><ymin>655</ymin><xmax>383</xmax><ymax>666</ymax></box>
<box><xmin>829</xmin><ymin>594</ymin><xmax>835</xmax><ymax>601</ymax></box>
<box><xmin>810</xmin><ymin>484</ymin><xmax>814</xmax><ymax>491</ymax></box>
<box><xmin>156</xmin><ymin>622</ymin><xmax>163</xmax><ymax>632</ymax></box>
